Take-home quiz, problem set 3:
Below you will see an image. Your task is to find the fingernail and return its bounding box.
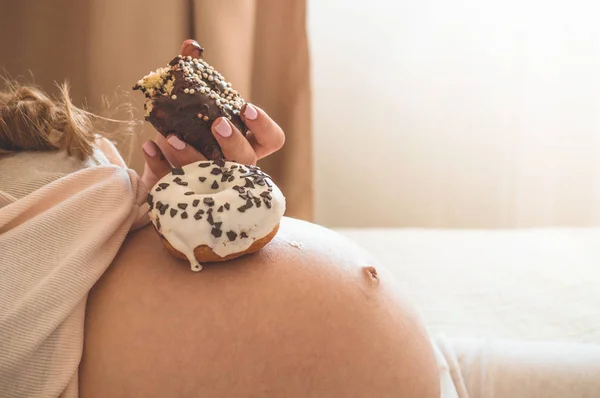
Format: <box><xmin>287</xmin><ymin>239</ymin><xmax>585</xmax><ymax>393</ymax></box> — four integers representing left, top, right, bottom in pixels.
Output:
<box><xmin>181</xmin><ymin>40</ymin><xmax>204</xmax><ymax>58</ymax></box>
<box><xmin>214</xmin><ymin>118</ymin><xmax>232</xmax><ymax>137</ymax></box>
<box><xmin>243</xmin><ymin>103</ymin><xmax>258</xmax><ymax>120</ymax></box>
<box><xmin>168</xmin><ymin>135</ymin><xmax>186</xmax><ymax>150</ymax></box>
<box><xmin>142</xmin><ymin>140</ymin><xmax>157</xmax><ymax>157</ymax></box>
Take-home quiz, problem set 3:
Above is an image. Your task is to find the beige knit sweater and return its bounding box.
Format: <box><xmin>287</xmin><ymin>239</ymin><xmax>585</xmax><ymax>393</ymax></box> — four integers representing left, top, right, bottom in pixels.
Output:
<box><xmin>0</xmin><ymin>140</ymin><xmax>148</xmax><ymax>398</ymax></box>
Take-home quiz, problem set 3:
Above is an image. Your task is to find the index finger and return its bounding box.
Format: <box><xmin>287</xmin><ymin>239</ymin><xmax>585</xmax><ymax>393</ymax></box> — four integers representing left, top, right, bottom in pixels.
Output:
<box><xmin>241</xmin><ymin>103</ymin><xmax>285</xmax><ymax>159</ymax></box>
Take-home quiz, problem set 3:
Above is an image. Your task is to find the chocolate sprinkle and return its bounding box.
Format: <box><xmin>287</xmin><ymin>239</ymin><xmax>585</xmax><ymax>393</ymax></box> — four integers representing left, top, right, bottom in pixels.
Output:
<box><xmin>224</xmin><ymin>203</ymin><xmax>231</xmax><ymax>210</ymax></box>
<box><xmin>181</xmin><ymin>212</ymin><xmax>188</xmax><ymax>219</ymax></box>
<box><xmin>172</xmin><ymin>168</ymin><xmax>184</xmax><ymax>175</ymax></box>
<box><xmin>214</xmin><ymin>158</ymin><xmax>226</xmax><ymax>167</ymax></box>
<box><xmin>193</xmin><ymin>199</ymin><xmax>200</xmax><ymax>207</ymax></box>
<box><xmin>198</xmin><ymin>162</ymin><xmax>211</xmax><ymax>168</ymax></box>
<box><xmin>227</xmin><ymin>231</ymin><xmax>237</xmax><ymax>241</ymax></box>
<box><xmin>210</xmin><ymin>168</ymin><xmax>221</xmax><ymax>175</ymax></box>
<box><xmin>207</xmin><ymin>208</ymin><xmax>213</xmax><ymax>213</ymax></box>
<box><xmin>233</xmin><ymin>185</ymin><xmax>245</xmax><ymax>193</ymax></box>
<box><xmin>211</xmin><ymin>181</ymin><xmax>219</xmax><ymax>189</ymax></box>
<box><xmin>211</xmin><ymin>228</ymin><xmax>223</xmax><ymax>238</ymax></box>
<box><xmin>265</xmin><ymin>200</ymin><xmax>272</xmax><ymax>209</ymax></box>
<box><xmin>158</xmin><ymin>183</ymin><xmax>170</xmax><ymax>189</ymax></box>
<box><xmin>221</xmin><ymin>174</ymin><xmax>229</xmax><ymax>182</ymax></box>
<box><xmin>170</xmin><ymin>208</ymin><xmax>178</xmax><ymax>218</ymax></box>
<box><xmin>260</xmin><ymin>192</ymin><xmax>272</xmax><ymax>199</ymax></box>
<box><xmin>241</xmin><ymin>232</ymin><xmax>249</xmax><ymax>239</ymax></box>
<box><xmin>157</xmin><ymin>202</ymin><xmax>169</xmax><ymax>215</ymax></box>
<box><xmin>255</xmin><ymin>178</ymin><xmax>266</xmax><ymax>186</ymax></box>
<box><xmin>156</xmin><ymin>217</ymin><xmax>161</xmax><ymax>230</ymax></box>
<box><xmin>244</xmin><ymin>178</ymin><xmax>255</xmax><ymax>188</ymax></box>
<box><xmin>207</xmin><ymin>213</ymin><xmax>214</xmax><ymax>225</ymax></box>
<box><xmin>184</xmin><ymin>191</ymin><xmax>195</xmax><ymax>196</ymax></box>
<box><xmin>155</xmin><ymin>187</ymin><xmax>162</xmax><ymax>192</ymax></box>
<box><xmin>214</xmin><ymin>222</ymin><xmax>223</xmax><ymax>229</ymax></box>
<box><xmin>194</xmin><ymin>210</ymin><xmax>203</xmax><ymax>220</ymax></box>
<box><xmin>199</xmin><ymin>177</ymin><xmax>207</xmax><ymax>182</ymax></box>
<box><xmin>203</xmin><ymin>197</ymin><xmax>215</xmax><ymax>206</ymax></box>
<box><xmin>146</xmin><ymin>193</ymin><xmax>154</xmax><ymax>206</ymax></box>
<box><xmin>177</xmin><ymin>203</ymin><xmax>188</xmax><ymax>210</ymax></box>
<box><xmin>218</xmin><ymin>206</ymin><xmax>224</xmax><ymax>212</ymax></box>
<box><xmin>237</xmin><ymin>199</ymin><xmax>253</xmax><ymax>213</ymax></box>
<box><xmin>228</xmin><ymin>176</ymin><xmax>235</xmax><ymax>182</ymax></box>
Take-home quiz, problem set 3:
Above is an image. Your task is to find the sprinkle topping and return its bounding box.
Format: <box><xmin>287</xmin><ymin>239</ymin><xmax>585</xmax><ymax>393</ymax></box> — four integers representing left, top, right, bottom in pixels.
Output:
<box><xmin>203</xmin><ymin>197</ymin><xmax>215</xmax><ymax>206</ymax></box>
<box><xmin>148</xmin><ymin>160</ymin><xmax>284</xmax><ymax>270</ymax></box>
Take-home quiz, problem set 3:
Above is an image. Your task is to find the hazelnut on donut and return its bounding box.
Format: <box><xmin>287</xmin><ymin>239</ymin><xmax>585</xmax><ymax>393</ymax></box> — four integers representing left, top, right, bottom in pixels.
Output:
<box><xmin>146</xmin><ymin>159</ymin><xmax>286</xmax><ymax>272</ymax></box>
<box><xmin>133</xmin><ymin>45</ymin><xmax>245</xmax><ymax>159</ymax></box>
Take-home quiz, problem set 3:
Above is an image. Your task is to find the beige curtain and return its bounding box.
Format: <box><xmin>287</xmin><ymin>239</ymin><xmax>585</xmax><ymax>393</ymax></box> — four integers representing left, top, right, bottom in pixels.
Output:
<box><xmin>0</xmin><ymin>0</ymin><xmax>313</xmax><ymax>221</ymax></box>
<box><xmin>310</xmin><ymin>0</ymin><xmax>600</xmax><ymax>228</ymax></box>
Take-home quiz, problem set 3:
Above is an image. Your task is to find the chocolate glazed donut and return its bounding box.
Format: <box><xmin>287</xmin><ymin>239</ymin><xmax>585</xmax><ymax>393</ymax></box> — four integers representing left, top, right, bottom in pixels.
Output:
<box><xmin>134</xmin><ymin>46</ymin><xmax>248</xmax><ymax>160</ymax></box>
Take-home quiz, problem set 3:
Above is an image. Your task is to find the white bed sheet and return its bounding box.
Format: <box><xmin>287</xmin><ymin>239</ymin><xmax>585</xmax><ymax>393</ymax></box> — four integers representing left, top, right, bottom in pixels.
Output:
<box><xmin>335</xmin><ymin>227</ymin><xmax>600</xmax><ymax>343</ymax></box>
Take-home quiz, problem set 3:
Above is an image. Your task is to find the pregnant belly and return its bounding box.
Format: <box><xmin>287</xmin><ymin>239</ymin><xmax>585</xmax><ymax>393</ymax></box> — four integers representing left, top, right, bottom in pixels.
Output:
<box><xmin>79</xmin><ymin>217</ymin><xmax>439</xmax><ymax>398</ymax></box>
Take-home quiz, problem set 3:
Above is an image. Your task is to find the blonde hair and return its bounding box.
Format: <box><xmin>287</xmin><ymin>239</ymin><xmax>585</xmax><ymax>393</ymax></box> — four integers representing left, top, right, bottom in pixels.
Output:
<box><xmin>0</xmin><ymin>80</ymin><xmax>138</xmax><ymax>161</ymax></box>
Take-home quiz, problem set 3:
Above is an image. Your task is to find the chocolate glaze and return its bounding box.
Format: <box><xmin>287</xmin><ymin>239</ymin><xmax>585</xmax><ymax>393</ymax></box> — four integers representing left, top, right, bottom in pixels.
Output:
<box><xmin>134</xmin><ymin>54</ymin><xmax>248</xmax><ymax>160</ymax></box>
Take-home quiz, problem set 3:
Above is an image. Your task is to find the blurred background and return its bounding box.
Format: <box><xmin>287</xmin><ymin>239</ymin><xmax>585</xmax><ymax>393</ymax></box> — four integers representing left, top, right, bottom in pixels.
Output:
<box><xmin>2</xmin><ymin>0</ymin><xmax>599</xmax><ymax>228</ymax></box>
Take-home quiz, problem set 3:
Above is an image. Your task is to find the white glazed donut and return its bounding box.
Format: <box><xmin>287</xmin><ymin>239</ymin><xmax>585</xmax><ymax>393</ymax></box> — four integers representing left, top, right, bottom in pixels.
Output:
<box><xmin>146</xmin><ymin>159</ymin><xmax>286</xmax><ymax>271</ymax></box>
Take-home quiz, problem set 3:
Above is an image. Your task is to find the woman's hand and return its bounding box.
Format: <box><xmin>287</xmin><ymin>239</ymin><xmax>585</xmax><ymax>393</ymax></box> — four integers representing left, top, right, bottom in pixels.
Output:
<box><xmin>140</xmin><ymin>40</ymin><xmax>285</xmax><ymax>190</ymax></box>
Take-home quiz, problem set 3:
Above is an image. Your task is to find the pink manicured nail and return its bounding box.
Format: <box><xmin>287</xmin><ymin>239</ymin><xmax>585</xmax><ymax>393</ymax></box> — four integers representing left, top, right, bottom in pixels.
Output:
<box><xmin>181</xmin><ymin>40</ymin><xmax>204</xmax><ymax>58</ymax></box>
<box><xmin>214</xmin><ymin>118</ymin><xmax>232</xmax><ymax>137</ymax></box>
<box><xmin>168</xmin><ymin>135</ymin><xmax>186</xmax><ymax>150</ymax></box>
<box><xmin>142</xmin><ymin>140</ymin><xmax>157</xmax><ymax>156</ymax></box>
<box><xmin>244</xmin><ymin>103</ymin><xmax>258</xmax><ymax>120</ymax></box>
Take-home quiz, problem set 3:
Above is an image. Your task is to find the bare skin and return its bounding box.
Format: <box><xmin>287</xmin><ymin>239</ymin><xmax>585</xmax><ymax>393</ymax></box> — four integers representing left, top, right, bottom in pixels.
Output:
<box><xmin>80</xmin><ymin>39</ymin><xmax>439</xmax><ymax>397</ymax></box>
<box><xmin>80</xmin><ymin>217</ymin><xmax>440</xmax><ymax>398</ymax></box>
<box><xmin>140</xmin><ymin>39</ymin><xmax>285</xmax><ymax>190</ymax></box>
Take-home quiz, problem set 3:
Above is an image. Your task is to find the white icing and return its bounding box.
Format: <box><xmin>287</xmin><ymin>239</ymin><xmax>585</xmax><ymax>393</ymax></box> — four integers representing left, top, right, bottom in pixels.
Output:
<box><xmin>148</xmin><ymin>161</ymin><xmax>286</xmax><ymax>271</ymax></box>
